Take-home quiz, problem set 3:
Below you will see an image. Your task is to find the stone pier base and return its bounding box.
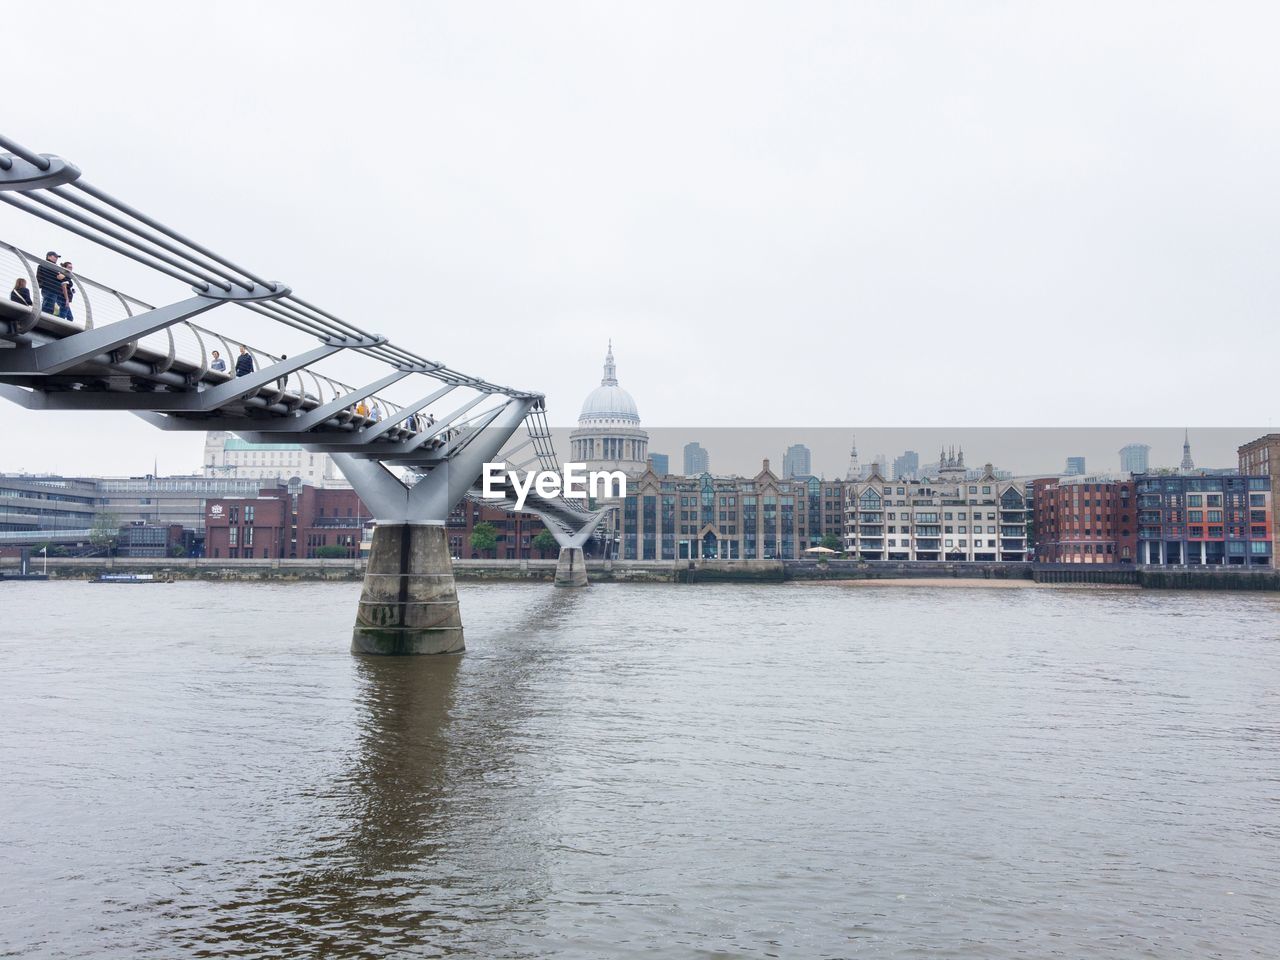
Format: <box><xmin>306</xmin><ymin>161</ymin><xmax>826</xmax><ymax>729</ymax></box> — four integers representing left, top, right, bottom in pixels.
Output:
<box><xmin>554</xmin><ymin>546</ymin><xmax>589</xmax><ymax>587</ymax></box>
<box><xmin>352</xmin><ymin>524</ymin><xmax>464</xmax><ymax>655</ymax></box>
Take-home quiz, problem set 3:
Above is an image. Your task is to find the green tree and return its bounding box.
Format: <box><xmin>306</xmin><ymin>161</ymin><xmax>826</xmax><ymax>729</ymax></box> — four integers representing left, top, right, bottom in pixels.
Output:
<box><xmin>89</xmin><ymin>512</ymin><xmax>120</xmax><ymax>556</ymax></box>
<box><xmin>532</xmin><ymin>529</ymin><xmax>558</xmax><ymax>558</ymax></box>
<box><xmin>820</xmin><ymin>532</ymin><xmax>843</xmax><ymax>552</ymax></box>
<box><xmin>315</xmin><ymin>544</ymin><xmax>349</xmax><ymax>559</ymax></box>
<box><xmin>469</xmin><ymin>522</ymin><xmax>498</xmax><ymax>558</ymax></box>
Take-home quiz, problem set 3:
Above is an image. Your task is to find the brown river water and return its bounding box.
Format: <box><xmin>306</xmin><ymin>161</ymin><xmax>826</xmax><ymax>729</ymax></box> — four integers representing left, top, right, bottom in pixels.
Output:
<box><xmin>1</xmin><ymin>580</ymin><xmax>1278</xmax><ymax>958</ymax></box>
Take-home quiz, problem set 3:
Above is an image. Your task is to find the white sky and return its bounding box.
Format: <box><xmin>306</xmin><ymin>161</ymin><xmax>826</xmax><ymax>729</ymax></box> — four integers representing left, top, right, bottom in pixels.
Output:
<box><xmin>2</xmin><ymin>1</ymin><xmax>1278</xmax><ymax>476</ymax></box>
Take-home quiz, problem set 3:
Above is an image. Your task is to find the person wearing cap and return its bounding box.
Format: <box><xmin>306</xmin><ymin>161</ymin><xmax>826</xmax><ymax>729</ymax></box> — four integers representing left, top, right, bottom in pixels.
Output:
<box><xmin>36</xmin><ymin>251</ymin><xmax>64</xmax><ymax>316</ymax></box>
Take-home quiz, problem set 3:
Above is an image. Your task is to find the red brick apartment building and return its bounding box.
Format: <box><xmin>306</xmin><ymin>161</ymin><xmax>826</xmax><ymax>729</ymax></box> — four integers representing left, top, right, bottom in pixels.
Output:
<box><xmin>1032</xmin><ymin>477</ymin><xmax>1138</xmax><ymax>563</ymax></box>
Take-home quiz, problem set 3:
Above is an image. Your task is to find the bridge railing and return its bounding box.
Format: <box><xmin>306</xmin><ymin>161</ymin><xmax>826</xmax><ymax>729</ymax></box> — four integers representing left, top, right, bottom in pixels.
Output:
<box><xmin>0</xmin><ymin>239</ymin><xmax>425</xmax><ymax>432</ymax></box>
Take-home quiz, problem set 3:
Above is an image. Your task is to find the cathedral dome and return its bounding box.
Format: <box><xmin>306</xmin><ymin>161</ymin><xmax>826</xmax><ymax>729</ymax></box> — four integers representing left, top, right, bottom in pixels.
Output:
<box><xmin>578</xmin><ymin>343</ymin><xmax>640</xmax><ymax>424</ymax></box>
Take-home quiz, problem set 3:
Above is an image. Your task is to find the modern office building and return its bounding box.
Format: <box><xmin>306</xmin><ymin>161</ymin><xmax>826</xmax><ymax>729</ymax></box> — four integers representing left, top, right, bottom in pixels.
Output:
<box><xmin>683</xmin><ymin>442</ymin><xmax>710</xmax><ymax>476</ymax></box>
<box><xmin>0</xmin><ymin>475</ymin><xmax>99</xmax><ymax>549</ymax></box>
<box><xmin>615</xmin><ymin>462</ymin><xmax>845</xmax><ymax>560</ymax></box>
<box><xmin>782</xmin><ymin>444</ymin><xmax>811</xmax><ymax>479</ymax></box>
<box><xmin>1239</xmin><ymin>434</ymin><xmax>1280</xmax><ymax>548</ymax></box>
<box><xmin>568</xmin><ymin>342</ymin><xmax>650</xmax><ymax>475</ymax></box>
<box><xmin>892</xmin><ymin>451</ymin><xmax>920</xmax><ymax>481</ymax></box>
<box><xmin>1119</xmin><ymin>443</ymin><xmax>1150</xmax><ymax>475</ymax></box>
<box><xmin>648</xmin><ymin>453</ymin><xmax>670</xmax><ymax>476</ymax></box>
<box><xmin>1031</xmin><ymin>476</ymin><xmax>1137</xmax><ymax>563</ymax></box>
<box><xmin>1065</xmin><ymin>456</ymin><xmax>1086</xmax><ymax>476</ymax></box>
<box><xmin>0</xmin><ymin>473</ymin><xmax>272</xmax><ymax>552</ymax></box>
<box><xmin>844</xmin><ymin>453</ymin><xmax>1029</xmax><ymax>562</ymax></box>
<box><xmin>1135</xmin><ymin>473</ymin><xmax>1272</xmax><ymax>566</ymax></box>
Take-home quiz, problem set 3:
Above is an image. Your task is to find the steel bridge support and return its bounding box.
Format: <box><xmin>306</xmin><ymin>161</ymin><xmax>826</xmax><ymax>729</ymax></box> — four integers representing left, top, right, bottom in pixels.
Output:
<box><xmin>330</xmin><ymin>397</ymin><xmax>535</xmax><ymax>655</ymax></box>
<box><xmin>518</xmin><ymin>503</ymin><xmax>610</xmax><ymax>588</ymax></box>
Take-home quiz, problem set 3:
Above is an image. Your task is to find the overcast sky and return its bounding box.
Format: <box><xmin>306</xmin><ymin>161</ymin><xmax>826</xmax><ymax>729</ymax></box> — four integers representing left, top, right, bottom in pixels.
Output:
<box><xmin>2</xmin><ymin>1</ymin><xmax>1277</xmax><ymax>477</ymax></box>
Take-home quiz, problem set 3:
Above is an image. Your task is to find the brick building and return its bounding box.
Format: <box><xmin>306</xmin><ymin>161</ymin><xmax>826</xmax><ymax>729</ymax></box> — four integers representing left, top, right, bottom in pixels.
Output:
<box><xmin>205</xmin><ymin>483</ymin><xmax>554</xmax><ymax>561</ymax></box>
<box><xmin>1239</xmin><ymin>434</ymin><xmax>1280</xmax><ymax>548</ymax></box>
<box><xmin>206</xmin><ymin>485</ymin><xmax>369</xmax><ymax>559</ymax></box>
<box><xmin>1031</xmin><ymin>476</ymin><xmax>1138</xmax><ymax>564</ymax></box>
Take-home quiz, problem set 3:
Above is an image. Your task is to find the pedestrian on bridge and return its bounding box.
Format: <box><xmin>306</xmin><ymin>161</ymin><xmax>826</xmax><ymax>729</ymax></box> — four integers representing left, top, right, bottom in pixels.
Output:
<box><xmin>235</xmin><ymin>345</ymin><xmax>254</xmax><ymax>377</ymax></box>
<box><xmin>370</xmin><ymin>401</ymin><xmax>382</xmax><ymax>422</ymax></box>
<box><xmin>209</xmin><ymin>350</ymin><xmax>226</xmax><ymax>373</ymax></box>
<box><xmin>9</xmin><ymin>278</ymin><xmax>32</xmax><ymax>307</ymax></box>
<box><xmin>36</xmin><ymin>251</ymin><xmax>62</xmax><ymax>315</ymax></box>
<box><xmin>57</xmin><ymin>262</ymin><xmax>75</xmax><ymax>323</ymax></box>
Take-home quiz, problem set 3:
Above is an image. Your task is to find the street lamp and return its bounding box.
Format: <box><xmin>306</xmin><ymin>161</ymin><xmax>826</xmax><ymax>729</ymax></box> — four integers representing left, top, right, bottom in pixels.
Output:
<box><xmin>39</xmin><ymin>544</ymin><xmax>47</xmax><ymax>577</ymax></box>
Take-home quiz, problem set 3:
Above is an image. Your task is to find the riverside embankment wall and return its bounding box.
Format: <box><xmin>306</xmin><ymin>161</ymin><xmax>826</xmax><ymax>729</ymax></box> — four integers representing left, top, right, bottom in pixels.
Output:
<box><xmin>2</xmin><ymin>557</ymin><xmax>1276</xmax><ymax>590</ymax></box>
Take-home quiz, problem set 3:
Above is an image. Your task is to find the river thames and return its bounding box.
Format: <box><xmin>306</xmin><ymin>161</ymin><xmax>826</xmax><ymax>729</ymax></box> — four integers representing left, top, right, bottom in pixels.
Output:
<box><xmin>1</xmin><ymin>580</ymin><xmax>1277</xmax><ymax>958</ymax></box>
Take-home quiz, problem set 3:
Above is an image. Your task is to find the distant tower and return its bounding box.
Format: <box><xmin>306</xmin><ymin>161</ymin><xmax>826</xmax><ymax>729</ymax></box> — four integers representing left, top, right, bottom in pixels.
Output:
<box><xmin>939</xmin><ymin>445</ymin><xmax>965</xmax><ymax>478</ymax></box>
<box><xmin>1119</xmin><ymin>443</ymin><xmax>1151</xmax><ymax>475</ymax></box>
<box><xmin>845</xmin><ymin>435</ymin><xmax>860</xmax><ymax>481</ymax></box>
<box><xmin>1180</xmin><ymin>430</ymin><xmax>1195</xmax><ymax>473</ymax></box>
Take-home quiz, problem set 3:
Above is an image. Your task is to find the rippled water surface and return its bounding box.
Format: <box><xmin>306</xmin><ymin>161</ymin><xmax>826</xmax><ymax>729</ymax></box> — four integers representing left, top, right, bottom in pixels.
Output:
<box><xmin>1</xmin><ymin>580</ymin><xmax>1278</xmax><ymax>958</ymax></box>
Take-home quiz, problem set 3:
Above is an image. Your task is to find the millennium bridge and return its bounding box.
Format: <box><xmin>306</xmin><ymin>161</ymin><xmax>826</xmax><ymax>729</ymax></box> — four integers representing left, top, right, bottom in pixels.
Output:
<box><xmin>0</xmin><ymin>134</ymin><xmax>609</xmax><ymax>654</ymax></box>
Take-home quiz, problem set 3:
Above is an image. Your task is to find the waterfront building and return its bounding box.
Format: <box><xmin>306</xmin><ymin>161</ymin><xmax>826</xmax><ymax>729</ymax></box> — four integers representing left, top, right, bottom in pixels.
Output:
<box><xmin>97</xmin><ymin>475</ymin><xmax>268</xmax><ymax>533</ymax></box>
<box><xmin>782</xmin><ymin>444</ymin><xmax>811</xmax><ymax>479</ymax></box>
<box><xmin>1238</xmin><ymin>434</ymin><xmax>1280</xmax><ymax>548</ymax></box>
<box><xmin>202</xmin><ymin>432</ymin><xmax>345</xmax><ymax>486</ymax></box>
<box><xmin>683</xmin><ymin>441</ymin><xmax>710</xmax><ymax>476</ymax></box>
<box><xmin>1065</xmin><ymin>456</ymin><xmax>1086</xmax><ymax>476</ymax></box>
<box><xmin>0</xmin><ymin>472</ymin><xmax>272</xmax><ymax>553</ymax></box>
<box><xmin>1135</xmin><ymin>473</ymin><xmax>1272</xmax><ymax>566</ymax></box>
<box><xmin>844</xmin><ymin>454</ymin><xmax>1029</xmax><ymax>562</ymax></box>
<box><xmin>0</xmin><ymin>475</ymin><xmax>99</xmax><ymax>548</ymax></box>
<box><xmin>205</xmin><ymin>485</ymin><xmax>371</xmax><ymax>559</ymax></box>
<box><xmin>1120</xmin><ymin>443</ymin><xmax>1150</xmax><ymax>475</ymax></box>
<box><xmin>616</xmin><ymin>461</ymin><xmax>845</xmax><ymax>560</ymax></box>
<box><xmin>568</xmin><ymin>342</ymin><xmax>649</xmax><ymax>474</ymax></box>
<box><xmin>648</xmin><ymin>453</ymin><xmax>670</xmax><ymax>476</ymax></box>
<box><xmin>1031</xmin><ymin>476</ymin><xmax>1137</xmax><ymax>563</ymax></box>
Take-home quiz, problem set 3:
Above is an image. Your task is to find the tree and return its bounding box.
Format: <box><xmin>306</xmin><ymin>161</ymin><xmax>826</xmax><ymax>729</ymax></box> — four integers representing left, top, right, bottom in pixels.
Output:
<box><xmin>89</xmin><ymin>512</ymin><xmax>120</xmax><ymax>556</ymax></box>
<box><xmin>469</xmin><ymin>522</ymin><xmax>498</xmax><ymax>558</ymax></box>
<box><xmin>532</xmin><ymin>529</ymin><xmax>558</xmax><ymax>559</ymax></box>
<box><xmin>315</xmin><ymin>544</ymin><xmax>349</xmax><ymax>559</ymax></box>
<box><xmin>820</xmin><ymin>532</ymin><xmax>843</xmax><ymax>553</ymax></box>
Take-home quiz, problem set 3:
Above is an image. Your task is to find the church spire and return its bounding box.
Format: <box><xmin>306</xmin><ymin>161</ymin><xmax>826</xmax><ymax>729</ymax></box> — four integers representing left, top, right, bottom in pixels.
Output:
<box><xmin>1180</xmin><ymin>429</ymin><xmax>1195</xmax><ymax>472</ymax></box>
<box><xmin>845</xmin><ymin>434</ymin><xmax>861</xmax><ymax>481</ymax></box>
<box><xmin>601</xmin><ymin>340</ymin><xmax>618</xmax><ymax>386</ymax></box>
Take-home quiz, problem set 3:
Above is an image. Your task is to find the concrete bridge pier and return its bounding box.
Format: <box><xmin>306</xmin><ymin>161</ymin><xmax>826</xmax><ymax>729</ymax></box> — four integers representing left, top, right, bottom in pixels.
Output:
<box><xmin>354</xmin><ymin>523</ymin><xmax>463</xmax><ymax>654</ymax></box>
<box><xmin>331</xmin><ymin>396</ymin><xmax>535</xmax><ymax>656</ymax></box>
<box><xmin>554</xmin><ymin>545</ymin><xmax>588</xmax><ymax>588</ymax></box>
